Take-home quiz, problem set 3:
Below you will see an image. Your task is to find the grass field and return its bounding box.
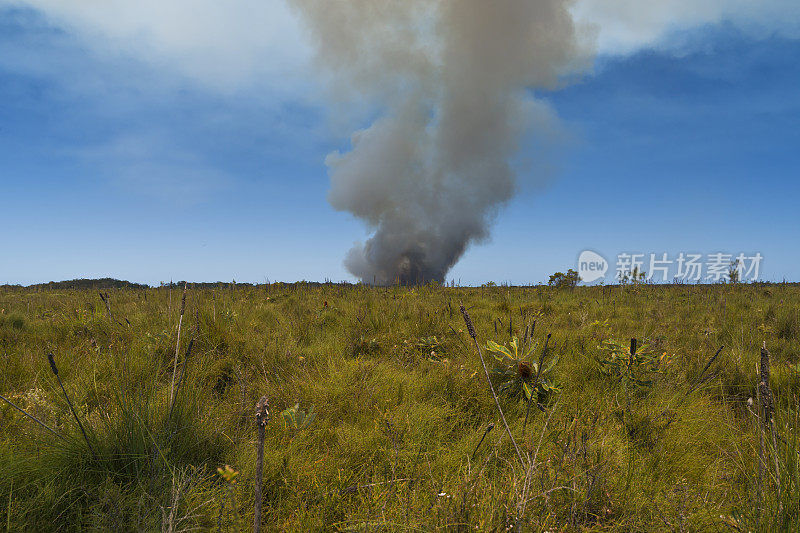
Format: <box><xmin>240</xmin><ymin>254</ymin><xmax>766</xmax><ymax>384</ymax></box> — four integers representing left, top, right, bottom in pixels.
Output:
<box><xmin>1</xmin><ymin>282</ymin><xmax>799</xmax><ymax>531</ymax></box>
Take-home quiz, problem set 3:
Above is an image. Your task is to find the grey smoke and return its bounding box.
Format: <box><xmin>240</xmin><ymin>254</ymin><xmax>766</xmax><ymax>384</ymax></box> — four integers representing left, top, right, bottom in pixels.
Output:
<box><xmin>291</xmin><ymin>0</ymin><xmax>591</xmax><ymax>284</ymax></box>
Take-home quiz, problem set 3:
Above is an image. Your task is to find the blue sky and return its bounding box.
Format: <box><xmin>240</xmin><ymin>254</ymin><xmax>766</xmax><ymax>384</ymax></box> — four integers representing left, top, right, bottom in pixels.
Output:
<box><xmin>1</xmin><ymin>3</ymin><xmax>798</xmax><ymax>285</ymax></box>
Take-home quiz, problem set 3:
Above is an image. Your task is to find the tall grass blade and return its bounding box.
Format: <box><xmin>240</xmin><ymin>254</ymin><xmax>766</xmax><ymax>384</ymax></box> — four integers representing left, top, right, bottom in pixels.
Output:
<box><xmin>47</xmin><ymin>353</ymin><xmax>97</xmax><ymax>460</ymax></box>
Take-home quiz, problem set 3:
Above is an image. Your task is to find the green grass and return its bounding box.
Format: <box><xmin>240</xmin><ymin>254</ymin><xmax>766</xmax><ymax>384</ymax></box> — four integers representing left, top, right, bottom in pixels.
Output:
<box><xmin>1</xmin><ymin>282</ymin><xmax>799</xmax><ymax>531</ymax></box>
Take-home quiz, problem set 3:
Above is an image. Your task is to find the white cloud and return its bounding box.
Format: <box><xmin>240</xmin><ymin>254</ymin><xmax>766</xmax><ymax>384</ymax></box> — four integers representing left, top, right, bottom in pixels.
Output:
<box><xmin>4</xmin><ymin>0</ymin><xmax>798</xmax><ymax>96</ymax></box>
<box><xmin>571</xmin><ymin>0</ymin><xmax>800</xmax><ymax>55</ymax></box>
<box><xmin>2</xmin><ymin>0</ymin><xmax>314</xmax><ymax>95</ymax></box>
<box><xmin>4</xmin><ymin>0</ymin><xmax>799</xmax><ymax>191</ymax></box>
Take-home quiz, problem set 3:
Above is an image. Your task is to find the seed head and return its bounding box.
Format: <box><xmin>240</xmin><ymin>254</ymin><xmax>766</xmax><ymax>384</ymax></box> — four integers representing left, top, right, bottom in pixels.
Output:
<box><xmin>255</xmin><ymin>396</ymin><xmax>270</xmax><ymax>428</ymax></box>
<box><xmin>180</xmin><ymin>284</ymin><xmax>187</xmax><ymax>316</ymax></box>
<box><xmin>460</xmin><ymin>305</ymin><xmax>476</xmax><ymax>339</ymax></box>
<box><xmin>47</xmin><ymin>353</ymin><xmax>59</xmax><ymax>376</ymax></box>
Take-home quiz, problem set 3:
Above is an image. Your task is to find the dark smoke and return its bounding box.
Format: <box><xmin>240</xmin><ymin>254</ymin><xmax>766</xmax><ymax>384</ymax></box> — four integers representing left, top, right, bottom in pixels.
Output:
<box><xmin>291</xmin><ymin>0</ymin><xmax>591</xmax><ymax>284</ymax></box>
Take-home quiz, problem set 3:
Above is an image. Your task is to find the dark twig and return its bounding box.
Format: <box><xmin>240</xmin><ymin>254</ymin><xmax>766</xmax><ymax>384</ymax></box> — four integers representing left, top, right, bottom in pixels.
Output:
<box><xmin>47</xmin><ymin>353</ymin><xmax>97</xmax><ymax>459</ymax></box>
<box><xmin>99</xmin><ymin>291</ymin><xmax>112</xmax><ymax>319</ymax></box>
<box><xmin>99</xmin><ymin>291</ymin><xmax>124</xmax><ymax>326</ymax></box>
<box><xmin>0</xmin><ymin>392</ymin><xmax>65</xmax><ymax>441</ymax></box>
<box><xmin>471</xmin><ymin>423</ymin><xmax>495</xmax><ymax>461</ymax></box>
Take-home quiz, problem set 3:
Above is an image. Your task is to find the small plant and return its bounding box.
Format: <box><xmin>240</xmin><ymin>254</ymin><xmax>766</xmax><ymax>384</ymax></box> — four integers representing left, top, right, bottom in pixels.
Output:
<box><xmin>415</xmin><ymin>335</ymin><xmax>443</xmax><ymax>360</ymax></box>
<box><xmin>728</xmin><ymin>259</ymin><xmax>741</xmax><ymax>283</ymax></box>
<box><xmin>351</xmin><ymin>335</ymin><xmax>380</xmax><ymax>358</ymax></box>
<box><xmin>281</xmin><ymin>402</ymin><xmax>316</xmax><ymax>431</ymax></box>
<box><xmin>619</xmin><ymin>266</ymin><xmax>646</xmax><ymax>285</ymax></box>
<box><xmin>216</xmin><ymin>464</ymin><xmax>239</xmax><ymax>484</ymax></box>
<box><xmin>485</xmin><ymin>336</ymin><xmax>559</xmax><ymax>402</ymax></box>
<box><xmin>597</xmin><ymin>338</ymin><xmax>663</xmax><ymax>392</ymax></box>
<box><xmin>216</xmin><ymin>465</ymin><xmax>239</xmax><ymax>530</ymax></box>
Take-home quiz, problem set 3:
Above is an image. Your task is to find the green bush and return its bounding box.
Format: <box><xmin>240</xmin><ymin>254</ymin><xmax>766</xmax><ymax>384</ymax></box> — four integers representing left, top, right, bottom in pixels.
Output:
<box><xmin>548</xmin><ymin>269</ymin><xmax>581</xmax><ymax>288</ymax></box>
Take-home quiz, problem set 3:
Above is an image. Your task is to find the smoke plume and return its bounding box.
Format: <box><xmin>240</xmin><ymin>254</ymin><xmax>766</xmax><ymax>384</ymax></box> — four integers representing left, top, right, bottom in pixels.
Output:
<box><xmin>291</xmin><ymin>0</ymin><xmax>591</xmax><ymax>285</ymax></box>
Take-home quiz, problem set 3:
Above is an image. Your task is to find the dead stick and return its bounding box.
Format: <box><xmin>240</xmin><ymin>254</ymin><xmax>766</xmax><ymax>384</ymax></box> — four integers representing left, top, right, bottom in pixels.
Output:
<box><xmin>760</xmin><ymin>344</ymin><xmax>782</xmax><ymax>516</ymax></box>
<box><xmin>169</xmin><ymin>283</ymin><xmax>187</xmax><ymax>406</ymax></box>
<box><xmin>254</xmin><ymin>396</ymin><xmax>270</xmax><ymax>533</ymax></box>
